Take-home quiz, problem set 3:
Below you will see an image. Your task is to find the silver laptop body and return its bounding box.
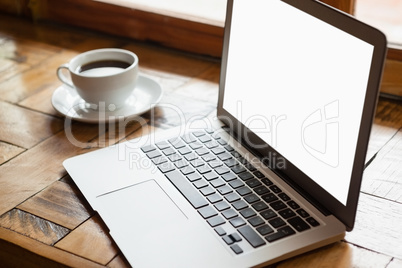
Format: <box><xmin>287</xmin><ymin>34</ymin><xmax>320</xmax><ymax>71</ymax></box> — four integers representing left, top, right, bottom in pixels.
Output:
<box><xmin>64</xmin><ymin>0</ymin><xmax>387</xmax><ymax>267</ymax></box>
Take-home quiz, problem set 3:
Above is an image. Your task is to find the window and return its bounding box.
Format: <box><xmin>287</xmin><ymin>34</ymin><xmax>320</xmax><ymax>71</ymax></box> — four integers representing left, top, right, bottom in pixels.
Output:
<box><xmin>355</xmin><ymin>0</ymin><xmax>402</xmax><ymax>48</ymax></box>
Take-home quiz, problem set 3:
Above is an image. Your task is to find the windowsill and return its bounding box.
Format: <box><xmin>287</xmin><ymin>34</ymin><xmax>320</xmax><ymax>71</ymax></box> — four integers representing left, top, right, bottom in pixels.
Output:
<box><xmin>94</xmin><ymin>0</ymin><xmax>226</xmax><ymax>27</ymax></box>
<box><xmin>26</xmin><ymin>0</ymin><xmax>226</xmax><ymax>57</ymax></box>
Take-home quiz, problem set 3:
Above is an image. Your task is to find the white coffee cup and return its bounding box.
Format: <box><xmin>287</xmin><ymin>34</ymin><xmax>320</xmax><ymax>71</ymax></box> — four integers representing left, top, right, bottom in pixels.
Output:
<box><xmin>57</xmin><ymin>48</ymin><xmax>139</xmax><ymax>109</ymax></box>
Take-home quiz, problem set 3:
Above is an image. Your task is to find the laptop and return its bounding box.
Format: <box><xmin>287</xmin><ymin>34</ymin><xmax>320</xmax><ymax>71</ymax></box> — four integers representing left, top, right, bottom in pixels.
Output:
<box><xmin>64</xmin><ymin>0</ymin><xmax>387</xmax><ymax>267</ymax></box>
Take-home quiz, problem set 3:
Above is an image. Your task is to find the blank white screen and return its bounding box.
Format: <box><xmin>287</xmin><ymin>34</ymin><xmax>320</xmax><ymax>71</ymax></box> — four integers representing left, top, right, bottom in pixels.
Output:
<box><xmin>222</xmin><ymin>0</ymin><xmax>374</xmax><ymax>205</ymax></box>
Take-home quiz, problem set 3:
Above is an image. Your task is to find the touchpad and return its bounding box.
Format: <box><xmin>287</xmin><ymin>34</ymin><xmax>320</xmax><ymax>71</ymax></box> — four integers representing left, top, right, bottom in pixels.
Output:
<box><xmin>95</xmin><ymin>179</ymin><xmax>224</xmax><ymax>267</ymax></box>
<box><xmin>95</xmin><ymin>179</ymin><xmax>188</xmax><ymax>233</ymax></box>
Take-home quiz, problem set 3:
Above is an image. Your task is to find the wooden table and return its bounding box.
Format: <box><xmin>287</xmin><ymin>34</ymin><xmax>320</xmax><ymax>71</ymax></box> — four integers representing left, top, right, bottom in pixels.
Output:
<box><xmin>1</xmin><ymin>14</ymin><xmax>401</xmax><ymax>267</ymax></box>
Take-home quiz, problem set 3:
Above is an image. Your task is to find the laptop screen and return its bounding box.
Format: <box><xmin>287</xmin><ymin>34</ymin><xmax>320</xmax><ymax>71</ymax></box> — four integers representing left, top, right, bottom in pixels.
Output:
<box><xmin>222</xmin><ymin>0</ymin><xmax>373</xmax><ymax>205</ymax></box>
<box><xmin>218</xmin><ymin>0</ymin><xmax>386</xmax><ymax>228</ymax></box>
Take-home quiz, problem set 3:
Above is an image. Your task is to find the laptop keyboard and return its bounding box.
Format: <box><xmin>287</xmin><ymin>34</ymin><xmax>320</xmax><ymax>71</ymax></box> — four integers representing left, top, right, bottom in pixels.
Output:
<box><xmin>141</xmin><ymin>129</ymin><xmax>320</xmax><ymax>254</ymax></box>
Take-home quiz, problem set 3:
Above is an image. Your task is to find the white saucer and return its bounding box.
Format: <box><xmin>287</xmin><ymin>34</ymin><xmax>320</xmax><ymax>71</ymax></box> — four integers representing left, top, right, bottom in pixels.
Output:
<box><xmin>52</xmin><ymin>75</ymin><xmax>163</xmax><ymax>124</ymax></box>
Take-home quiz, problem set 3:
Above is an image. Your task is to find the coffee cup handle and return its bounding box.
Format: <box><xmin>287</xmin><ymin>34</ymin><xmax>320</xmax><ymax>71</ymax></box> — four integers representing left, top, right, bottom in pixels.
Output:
<box><xmin>57</xmin><ymin>64</ymin><xmax>74</xmax><ymax>88</ymax></box>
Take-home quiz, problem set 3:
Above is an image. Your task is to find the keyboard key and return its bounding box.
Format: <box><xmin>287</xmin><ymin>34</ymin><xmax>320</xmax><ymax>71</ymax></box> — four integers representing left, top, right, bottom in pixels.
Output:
<box><xmin>279</xmin><ymin>208</ymin><xmax>296</xmax><ymax>219</ymax></box>
<box><xmin>217</xmin><ymin>139</ymin><xmax>228</xmax><ymax>146</ymax></box>
<box><xmin>265</xmin><ymin>226</ymin><xmax>295</xmax><ymax>242</ymax></box>
<box><xmin>212</xmin><ymin>147</ymin><xmax>225</xmax><ymax>155</ymax></box>
<box><xmin>261</xmin><ymin>178</ymin><xmax>273</xmax><ymax>186</ymax></box>
<box><xmin>222</xmin><ymin>209</ymin><xmax>238</xmax><ymax>219</ymax></box>
<box><xmin>215</xmin><ymin>226</ymin><xmax>226</xmax><ymax>236</ymax></box>
<box><xmin>236</xmin><ymin>186</ymin><xmax>252</xmax><ymax>196</ymax></box>
<box><xmin>158</xmin><ymin>162</ymin><xmax>175</xmax><ymax>173</ymax></box>
<box><xmin>222</xmin><ymin>235</ymin><xmax>234</xmax><ymax>245</ymax></box>
<box><xmin>230</xmin><ymin>233</ymin><xmax>242</xmax><ymax>242</ymax></box>
<box><xmin>174</xmin><ymin>160</ymin><xmax>188</xmax><ymax>169</ymax></box>
<box><xmin>240</xmin><ymin>208</ymin><xmax>256</xmax><ymax>218</ymax></box>
<box><xmin>288</xmin><ymin>216</ymin><xmax>311</xmax><ymax>232</ymax></box>
<box><xmin>207</xmin><ymin>193</ymin><xmax>223</xmax><ymax>203</ymax></box>
<box><xmin>189</xmin><ymin>142</ymin><xmax>203</xmax><ymax>150</ymax></box>
<box><xmin>239</xmin><ymin>172</ymin><xmax>254</xmax><ymax>181</ymax></box>
<box><xmin>252</xmin><ymin>201</ymin><xmax>269</xmax><ymax>211</ymax></box>
<box><xmin>210</xmin><ymin>178</ymin><xmax>226</xmax><ymax>188</ymax></box>
<box><xmin>205</xmin><ymin>140</ymin><xmax>219</xmax><ymax>149</ymax></box>
<box><xmin>193</xmin><ymin>179</ymin><xmax>208</xmax><ymax>189</ymax></box>
<box><xmin>230</xmin><ymin>244</ymin><xmax>243</xmax><ymax>255</ymax></box>
<box><xmin>203</xmin><ymin>171</ymin><xmax>219</xmax><ymax>181</ymax></box>
<box><xmin>270</xmin><ymin>200</ymin><xmax>287</xmax><ymax>211</ymax></box>
<box><xmin>141</xmin><ymin>145</ymin><xmax>156</xmax><ymax>153</ymax></box>
<box><xmin>246</xmin><ymin>179</ymin><xmax>262</xmax><ymax>188</ymax></box>
<box><xmin>196</xmin><ymin>147</ymin><xmax>209</xmax><ymax>156</ymax></box>
<box><xmin>199</xmin><ymin>135</ymin><xmax>212</xmax><ymax>143</ymax></box>
<box><xmin>181</xmin><ymin>134</ymin><xmax>197</xmax><ymax>144</ymax></box>
<box><xmin>215</xmin><ymin>166</ymin><xmax>230</xmax><ymax>175</ymax></box>
<box><xmin>225</xmin><ymin>192</ymin><xmax>241</xmax><ymax>203</ymax></box>
<box><xmin>178</xmin><ymin>146</ymin><xmax>191</xmax><ymax>155</ymax></box>
<box><xmin>232</xmin><ymin>200</ymin><xmax>248</xmax><ymax>211</ymax></box>
<box><xmin>229</xmin><ymin>179</ymin><xmax>244</xmax><ymax>189</ymax></box>
<box><xmin>192</xmin><ymin>131</ymin><xmax>206</xmax><ymax>137</ymax></box>
<box><xmin>190</xmin><ymin>159</ymin><xmax>204</xmax><ymax>168</ymax></box>
<box><xmin>256</xmin><ymin>225</ymin><xmax>274</xmax><ymax>236</ymax></box>
<box><xmin>168</xmin><ymin>153</ymin><xmax>182</xmax><ymax>162</ymax></box>
<box><xmin>214</xmin><ymin>201</ymin><xmax>230</xmax><ymax>211</ymax></box>
<box><xmin>217</xmin><ymin>185</ymin><xmax>233</xmax><ymax>195</ymax></box>
<box><xmin>218</xmin><ymin>152</ymin><xmax>232</xmax><ymax>161</ymax></box>
<box><xmin>230</xmin><ymin>217</ymin><xmax>246</xmax><ymax>228</ymax></box>
<box><xmin>155</xmin><ymin>141</ymin><xmax>170</xmax><ymax>149</ymax></box>
<box><xmin>180</xmin><ymin>166</ymin><xmax>195</xmax><ymax>175</ymax></box>
<box><xmin>198</xmin><ymin>206</ymin><xmax>217</xmax><ymax>219</ymax></box>
<box><xmin>244</xmin><ymin>162</ymin><xmax>257</xmax><ymax>172</ymax></box>
<box><xmin>169</xmin><ymin>139</ymin><xmax>186</xmax><ymax>149</ymax></box>
<box><xmin>231</xmin><ymin>151</ymin><xmax>241</xmax><ymax>158</ymax></box>
<box><xmin>254</xmin><ymin>185</ymin><xmax>269</xmax><ymax>196</ymax></box>
<box><xmin>269</xmin><ymin>217</ymin><xmax>286</xmax><ymax>228</ymax></box>
<box><xmin>202</xmin><ymin>153</ymin><xmax>216</xmax><ymax>162</ymax></box>
<box><xmin>224</xmin><ymin>144</ymin><xmax>234</xmax><ymax>152</ymax></box>
<box><xmin>253</xmin><ymin>171</ymin><xmax>265</xmax><ymax>178</ymax></box>
<box><xmin>222</xmin><ymin>172</ymin><xmax>237</xmax><ymax>182</ymax></box>
<box><xmin>165</xmin><ymin>170</ymin><xmax>208</xmax><ymax>209</ymax></box>
<box><xmin>278</xmin><ymin>192</ymin><xmax>291</xmax><ymax>201</ymax></box>
<box><xmin>146</xmin><ymin>150</ymin><xmax>162</xmax><ymax>159</ymax></box>
<box><xmin>287</xmin><ymin>200</ymin><xmax>300</xmax><ymax>209</ymax></box>
<box><xmin>207</xmin><ymin>215</ymin><xmax>225</xmax><ymax>227</ymax></box>
<box><xmin>152</xmin><ymin>156</ymin><xmax>168</xmax><ymax>165</ymax></box>
<box><xmin>248</xmin><ymin>216</ymin><xmax>265</xmax><ymax>227</ymax></box>
<box><xmin>184</xmin><ymin>152</ymin><xmax>198</xmax><ymax>161</ymax></box>
<box><xmin>238</xmin><ymin>225</ymin><xmax>266</xmax><ymax>248</ymax></box>
<box><xmin>162</xmin><ymin>147</ymin><xmax>176</xmax><ymax>156</ymax></box>
<box><xmin>244</xmin><ymin>194</ymin><xmax>260</xmax><ymax>204</ymax></box>
<box><xmin>270</xmin><ymin>185</ymin><xmax>282</xmax><ymax>193</ymax></box>
<box><xmin>197</xmin><ymin>165</ymin><xmax>211</xmax><ymax>174</ymax></box>
<box><xmin>187</xmin><ymin>172</ymin><xmax>201</xmax><ymax>182</ymax></box>
<box><xmin>231</xmin><ymin>165</ymin><xmax>246</xmax><ymax>174</ymax></box>
<box><xmin>260</xmin><ymin>209</ymin><xmax>277</xmax><ymax>220</ymax></box>
<box><xmin>306</xmin><ymin>217</ymin><xmax>320</xmax><ymax>227</ymax></box>
<box><xmin>200</xmin><ymin>186</ymin><xmax>215</xmax><ymax>196</ymax></box>
<box><xmin>237</xmin><ymin>156</ymin><xmax>247</xmax><ymax>164</ymax></box>
<box><xmin>208</xmin><ymin>159</ymin><xmax>222</xmax><ymax>169</ymax></box>
<box><xmin>296</xmin><ymin>208</ymin><xmax>310</xmax><ymax>218</ymax></box>
<box><xmin>262</xmin><ymin>193</ymin><xmax>278</xmax><ymax>203</ymax></box>
<box><xmin>223</xmin><ymin>158</ymin><xmax>238</xmax><ymax>167</ymax></box>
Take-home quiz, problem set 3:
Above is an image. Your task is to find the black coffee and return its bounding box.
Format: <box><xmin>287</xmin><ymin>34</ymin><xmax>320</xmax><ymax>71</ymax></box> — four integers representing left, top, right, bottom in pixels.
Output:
<box><xmin>78</xmin><ymin>60</ymin><xmax>131</xmax><ymax>73</ymax></box>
